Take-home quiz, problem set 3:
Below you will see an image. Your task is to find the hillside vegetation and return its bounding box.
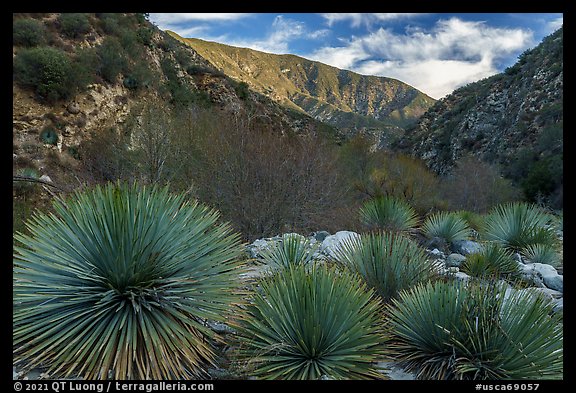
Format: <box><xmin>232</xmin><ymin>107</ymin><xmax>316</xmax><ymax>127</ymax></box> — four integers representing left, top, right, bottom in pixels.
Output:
<box><xmin>13</xmin><ymin>13</ymin><xmax>563</xmax><ymax>382</ymax></box>
<box><xmin>398</xmin><ymin>27</ymin><xmax>563</xmax><ymax>208</ymax></box>
<box><xmin>170</xmin><ymin>33</ymin><xmax>435</xmax><ymax>145</ymax></box>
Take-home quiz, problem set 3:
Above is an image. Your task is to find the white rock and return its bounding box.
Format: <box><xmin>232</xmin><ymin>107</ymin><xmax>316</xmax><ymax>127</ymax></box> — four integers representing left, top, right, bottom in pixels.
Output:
<box><xmin>376</xmin><ymin>362</ymin><xmax>416</xmax><ymax>380</ymax></box>
<box><xmin>551</xmin><ymin>298</ymin><xmax>563</xmax><ymax>313</ymax></box>
<box><xmin>446</xmin><ymin>253</ymin><xmax>466</xmax><ymax>268</ymax></box>
<box><xmin>320</xmin><ymin>230</ymin><xmax>360</xmax><ymax>259</ymax></box>
<box><xmin>454</xmin><ymin>272</ymin><xmax>471</xmax><ymax>282</ymax></box>
<box><xmin>427</xmin><ymin>248</ymin><xmax>446</xmax><ymax>259</ymax></box>
<box><xmin>39</xmin><ymin>174</ymin><xmax>52</xmax><ymax>183</ymax></box>
<box><xmin>451</xmin><ymin>240</ymin><xmax>483</xmax><ymax>255</ymax></box>
<box><xmin>522</xmin><ymin>263</ymin><xmax>563</xmax><ymax>292</ymax></box>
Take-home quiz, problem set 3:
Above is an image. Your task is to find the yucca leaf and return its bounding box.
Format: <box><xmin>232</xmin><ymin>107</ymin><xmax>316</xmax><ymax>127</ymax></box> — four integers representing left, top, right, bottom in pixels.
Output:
<box><xmin>387</xmin><ymin>280</ymin><xmax>563</xmax><ymax>380</ymax></box>
<box><xmin>13</xmin><ymin>181</ymin><xmax>245</xmax><ymax>379</ymax></box>
<box><xmin>333</xmin><ymin>231</ymin><xmax>440</xmax><ymax>301</ymax></box>
<box><xmin>359</xmin><ymin>195</ymin><xmax>419</xmax><ymax>232</ymax></box>
<box><xmin>422</xmin><ymin>211</ymin><xmax>471</xmax><ymax>244</ymax></box>
<box><xmin>232</xmin><ymin>264</ymin><xmax>386</xmax><ymax>380</ymax></box>
<box><xmin>482</xmin><ymin>202</ymin><xmax>558</xmax><ymax>251</ymax></box>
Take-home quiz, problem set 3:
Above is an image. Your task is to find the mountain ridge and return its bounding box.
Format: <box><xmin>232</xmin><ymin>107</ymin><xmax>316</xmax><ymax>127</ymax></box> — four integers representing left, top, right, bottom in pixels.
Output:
<box><xmin>167</xmin><ymin>31</ymin><xmax>436</xmax><ymax>140</ymax></box>
<box><xmin>397</xmin><ymin>27</ymin><xmax>563</xmax><ymax>206</ymax></box>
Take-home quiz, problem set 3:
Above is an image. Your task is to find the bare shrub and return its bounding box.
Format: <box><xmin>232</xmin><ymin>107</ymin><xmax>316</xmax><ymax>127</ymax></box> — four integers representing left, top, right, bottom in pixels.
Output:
<box><xmin>441</xmin><ymin>154</ymin><xmax>521</xmax><ymax>213</ymax></box>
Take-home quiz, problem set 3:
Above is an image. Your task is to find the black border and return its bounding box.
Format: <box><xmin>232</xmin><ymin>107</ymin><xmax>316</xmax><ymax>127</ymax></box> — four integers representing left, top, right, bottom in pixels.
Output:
<box><xmin>8</xmin><ymin>3</ymin><xmax>571</xmax><ymax>391</ymax></box>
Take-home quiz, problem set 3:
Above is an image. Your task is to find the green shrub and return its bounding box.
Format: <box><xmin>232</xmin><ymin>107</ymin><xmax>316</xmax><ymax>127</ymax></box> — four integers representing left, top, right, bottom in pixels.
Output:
<box><xmin>481</xmin><ymin>202</ymin><xmax>557</xmax><ymax>251</ymax></box>
<box><xmin>71</xmin><ymin>47</ymin><xmax>99</xmax><ymax>88</ymax></box>
<box><xmin>13</xmin><ymin>182</ymin><xmax>244</xmax><ymax>379</ymax></box>
<box><xmin>365</xmin><ymin>153</ymin><xmax>442</xmax><ymax>214</ymax></box>
<box><xmin>521</xmin><ymin>243</ymin><xmax>561</xmax><ymax>268</ymax></box>
<box><xmin>67</xmin><ymin>145</ymin><xmax>80</xmax><ymax>160</ymax></box>
<box><xmin>97</xmin><ymin>37</ymin><xmax>128</xmax><ymax>83</ymax></box>
<box><xmin>359</xmin><ymin>195</ymin><xmax>419</xmax><ymax>232</ymax></box>
<box><xmin>39</xmin><ymin>127</ymin><xmax>59</xmax><ymax>145</ymax></box>
<box><xmin>387</xmin><ymin>280</ymin><xmax>563</xmax><ymax>379</ymax></box>
<box><xmin>58</xmin><ymin>13</ymin><xmax>90</xmax><ymax>39</ymax></box>
<box><xmin>186</xmin><ymin>64</ymin><xmax>211</xmax><ymax>76</ymax></box>
<box><xmin>258</xmin><ymin>233</ymin><xmax>318</xmax><ymax>270</ymax></box>
<box><xmin>124</xmin><ymin>63</ymin><xmax>154</xmax><ymax>90</ymax></box>
<box><xmin>98</xmin><ymin>13</ymin><xmax>121</xmax><ymax>35</ymax></box>
<box><xmin>460</xmin><ymin>243</ymin><xmax>520</xmax><ymax>282</ymax></box>
<box><xmin>233</xmin><ymin>264</ymin><xmax>385</xmax><ymax>379</ymax></box>
<box><xmin>333</xmin><ymin>231</ymin><xmax>438</xmax><ymax>301</ymax></box>
<box><xmin>122</xmin><ymin>77</ymin><xmax>138</xmax><ymax>90</ymax></box>
<box><xmin>521</xmin><ymin>155</ymin><xmax>563</xmax><ymax>204</ymax></box>
<box><xmin>13</xmin><ymin>47</ymin><xmax>76</xmax><ymax>102</ymax></box>
<box><xmin>13</xmin><ymin>18</ymin><xmax>47</xmax><ymax>47</ymax></box>
<box><xmin>136</xmin><ymin>27</ymin><xmax>154</xmax><ymax>46</ymax></box>
<box><xmin>234</xmin><ymin>81</ymin><xmax>250</xmax><ymax>100</ymax></box>
<box><xmin>422</xmin><ymin>211</ymin><xmax>471</xmax><ymax>245</ymax></box>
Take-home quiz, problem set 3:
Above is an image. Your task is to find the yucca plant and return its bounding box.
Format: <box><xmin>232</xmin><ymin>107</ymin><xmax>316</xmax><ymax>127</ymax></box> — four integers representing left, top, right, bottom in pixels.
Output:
<box><xmin>333</xmin><ymin>231</ymin><xmax>439</xmax><ymax>301</ymax></box>
<box><xmin>232</xmin><ymin>264</ymin><xmax>386</xmax><ymax>380</ymax></box>
<box><xmin>422</xmin><ymin>211</ymin><xmax>471</xmax><ymax>245</ymax></box>
<box><xmin>258</xmin><ymin>233</ymin><xmax>318</xmax><ymax>270</ymax></box>
<box><xmin>460</xmin><ymin>243</ymin><xmax>521</xmax><ymax>282</ymax></box>
<box><xmin>521</xmin><ymin>243</ymin><xmax>561</xmax><ymax>268</ymax></box>
<box><xmin>387</xmin><ymin>280</ymin><xmax>563</xmax><ymax>380</ymax></box>
<box><xmin>456</xmin><ymin>210</ymin><xmax>485</xmax><ymax>233</ymax></box>
<box><xmin>13</xmin><ymin>182</ymin><xmax>245</xmax><ymax>380</ymax></box>
<box><xmin>359</xmin><ymin>195</ymin><xmax>419</xmax><ymax>232</ymax></box>
<box><xmin>481</xmin><ymin>202</ymin><xmax>558</xmax><ymax>251</ymax></box>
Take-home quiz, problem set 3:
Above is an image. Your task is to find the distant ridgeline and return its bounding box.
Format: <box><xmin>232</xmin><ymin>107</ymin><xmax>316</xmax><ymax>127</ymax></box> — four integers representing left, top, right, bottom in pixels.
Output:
<box><xmin>169</xmin><ymin>31</ymin><xmax>436</xmax><ymax>147</ymax></box>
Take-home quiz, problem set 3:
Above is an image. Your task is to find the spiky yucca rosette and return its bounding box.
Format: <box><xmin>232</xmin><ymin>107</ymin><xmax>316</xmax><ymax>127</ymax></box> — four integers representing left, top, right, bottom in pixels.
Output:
<box><xmin>13</xmin><ymin>182</ymin><xmax>244</xmax><ymax>379</ymax></box>
<box><xmin>387</xmin><ymin>280</ymin><xmax>563</xmax><ymax>380</ymax></box>
<box><xmin>233</xmin><ymin>264</ymin><xmax>386</xmax><ymax>380</ymax></box>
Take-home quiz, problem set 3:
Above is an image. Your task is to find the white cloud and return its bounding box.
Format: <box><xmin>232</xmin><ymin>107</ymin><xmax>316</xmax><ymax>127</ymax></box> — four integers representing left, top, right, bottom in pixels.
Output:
<box><xmin>546</xmin><ymin>16</ymin><xmax>563</xmax><ymax>33</ymax></box>
<box><xmin>321</xmin><ymin>13</ymin><xmax>426</xmax><ymax>27</ymax></box>
<box><xmin>149</xmin><ymin>13</ymin><xmax>252</xmax><ymax>25</ymax></box>
<box><xmin>356</xmin><ymin>59</ymin><xmax>496</xmax><ymax>100</ymax></box>
<box><xmin>219</xmin><ymin>15</ymin><xmax>330</xmax><ymax>54</ymax></box>
<box><xmin>306</xmin><ymin>17</ymin><xmax>534</xmax><ymax>98</ymax></box>
<box><xmin>148</xmin><ymin>13</ymin><xmax>254</xmax><ymax>38</ymax></box>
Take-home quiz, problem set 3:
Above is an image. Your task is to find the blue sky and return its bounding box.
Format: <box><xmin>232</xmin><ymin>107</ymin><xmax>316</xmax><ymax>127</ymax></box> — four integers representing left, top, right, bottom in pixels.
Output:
<box><xmin>148</xmin><ymin>13</ymin><xmax>563</xmax><ymax>99</ymax></box>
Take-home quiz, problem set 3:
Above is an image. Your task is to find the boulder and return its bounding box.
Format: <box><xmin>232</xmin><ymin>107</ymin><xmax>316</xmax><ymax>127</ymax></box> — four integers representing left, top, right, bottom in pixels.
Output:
<box><xmin>39</xmin><ymin>174</ymin><xmax>52</xmax><ymax>183</ymax></box>
<box><xmin>519</xmin><ymin>264</ymin><xmax>545</xmax><ymax>288</ymax></box>
<box><xmin>522</xmin><ymin>263</ymin><xmax>563</xmax><ymax>292</ymax></box>
<box><xmin>376</xmin><ymin>362</ymin><xmax>416</xmax><ymax>380</ymax></box>
<box><xmin>319</xmin><ymin>231</ymin><xmax>360</xmax><ymax>259</ymax></box>
<box><xmin>451</xmin><ymin>240</ymin><xmax>482</xmax><ymax>255</ymax></box>
<box><xmin>454</xmin><ymin>272</ymin><xmax>471</xmax><ymax>282</ymax></box>
<box><xmin>313</xmin><ymin>230</ymin><xmax>331</xmax><ymax>242</ymax></box>
<box><xmin>551</xmin><ymin>298</ymin><xmax>563</xmax><ymax>314</ymax></box>
<box><xmin>246</xmin><ymin>238</ymin><xmax>271</xmax><ymax>258</ymax></box>
<box><xmin>427</xmin><ymin>248</ymin><xmax>446</xmax><ymax>260</ymax></box>
<box><xmin>445</xmin><ymin>253</ymin><xmax>467</xmax><ymax>268</ymax></box>
<box><xmin>543</xmin><ymin>274</ymin><xmax>563</xmax><ymax>293</ymax></box>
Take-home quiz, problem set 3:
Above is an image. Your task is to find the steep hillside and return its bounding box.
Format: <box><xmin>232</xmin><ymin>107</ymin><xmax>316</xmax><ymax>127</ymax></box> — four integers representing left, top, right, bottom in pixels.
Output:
<box><xmin>169</xmin><ymin>32</ymin><xmax>435</xmax><ymax>142</ymax></box>
<box><xmin>397</xmin><ymin>27</ymin><xmax>563</xmax><ymax>206</ymax></box>
<box><xmin>12</xmin><ymin>13</ymin><xmax>345</xmax><ymax>238</ymax></box>
<box><xmin>12</xmin><ymin>13</ymin><xmax>339</xmax><ymax>186</ymax></box>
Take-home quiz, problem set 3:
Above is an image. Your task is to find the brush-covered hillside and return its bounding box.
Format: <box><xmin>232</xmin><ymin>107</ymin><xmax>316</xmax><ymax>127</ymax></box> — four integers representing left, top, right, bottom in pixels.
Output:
<box><xmin>170</xmin><ymin>32</ymin><xmax>436</xmax><ymax>146</ymax></box>
<box><xmin>397</xmin><ymin>27</ymin><xmax>563</xmax><ymax>208</ymax></box>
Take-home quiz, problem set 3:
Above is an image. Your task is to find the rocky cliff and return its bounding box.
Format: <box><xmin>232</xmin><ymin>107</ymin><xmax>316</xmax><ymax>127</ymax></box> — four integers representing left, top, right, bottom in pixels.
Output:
<box><xmin>397</xmin><ymin>27</ymin><xmax>562</xmax><ymax>205</ymax></box>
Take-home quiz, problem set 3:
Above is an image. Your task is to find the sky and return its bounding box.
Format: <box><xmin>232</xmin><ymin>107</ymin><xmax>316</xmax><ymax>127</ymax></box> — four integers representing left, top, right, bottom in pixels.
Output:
<box><xmin>148</xmin><ymin>13</ymin><xmax>563</xmax><ymax>99</ymax></box>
